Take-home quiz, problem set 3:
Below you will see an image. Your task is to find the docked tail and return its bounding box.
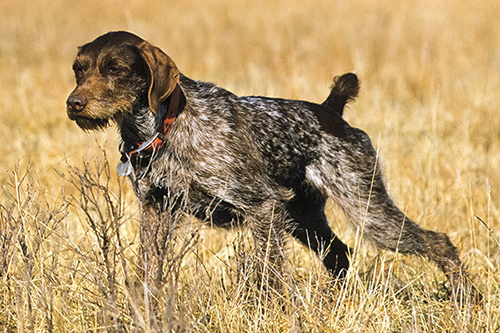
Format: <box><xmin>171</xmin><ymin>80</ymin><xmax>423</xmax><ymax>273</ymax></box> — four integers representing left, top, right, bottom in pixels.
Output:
<box><xmin>322</xmin><ymin>73</ymin><xmax>359</xmax><ymax>116</ymax></box>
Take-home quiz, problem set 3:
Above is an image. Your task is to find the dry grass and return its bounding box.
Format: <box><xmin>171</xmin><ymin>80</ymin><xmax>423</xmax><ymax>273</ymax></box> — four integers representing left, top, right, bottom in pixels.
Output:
<box><xmin>1</xmin><ymin>0</ymin><xmax>499</xmax><ymax>331</ymax></box>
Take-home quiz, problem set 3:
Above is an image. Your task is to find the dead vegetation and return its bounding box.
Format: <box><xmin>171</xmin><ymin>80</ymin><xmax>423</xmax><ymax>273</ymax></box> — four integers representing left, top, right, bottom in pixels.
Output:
<box><xmin>1</xmin><ymin>0</ymin><xmax>499</xmax><ymax>331</ymax></box>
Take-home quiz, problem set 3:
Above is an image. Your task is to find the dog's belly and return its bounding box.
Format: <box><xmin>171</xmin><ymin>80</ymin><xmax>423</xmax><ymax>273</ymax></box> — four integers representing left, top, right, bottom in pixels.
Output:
<box><xmin>186</xmin><ymin>186</ymin><xmax>242</xmax><ymax>228</ymax></box>
<box><xmin>138</xmin><ymin>178</ymin><xmax>240</xmax><ymax>227</ymax></box>
<box><xmin>193</xmin><ymin>199</ymin><xmax>241</xmax><ymax>228</ymax></box>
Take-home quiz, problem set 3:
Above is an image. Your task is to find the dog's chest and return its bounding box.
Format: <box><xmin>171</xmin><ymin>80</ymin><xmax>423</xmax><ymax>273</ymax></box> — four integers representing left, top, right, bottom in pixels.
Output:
<box><xmin>132</xmin><ymin>159</ymin><xmax>240</xmax><ymax>226</ymax></box>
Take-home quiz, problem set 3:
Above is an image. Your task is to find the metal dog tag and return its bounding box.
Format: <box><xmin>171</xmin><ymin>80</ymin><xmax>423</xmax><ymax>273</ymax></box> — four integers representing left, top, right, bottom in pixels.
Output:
<box><xmin>116</xmin><ymin>160</ymin><xmax>132</xmax><ymax>177</ymax></box>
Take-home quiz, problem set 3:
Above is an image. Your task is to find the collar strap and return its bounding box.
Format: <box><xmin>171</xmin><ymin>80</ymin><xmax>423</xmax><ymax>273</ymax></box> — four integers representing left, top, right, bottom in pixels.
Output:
<box><xmin>120</xmin><ymin>83</ymin><xmax>182</xmax><ymax>160</ymax></box>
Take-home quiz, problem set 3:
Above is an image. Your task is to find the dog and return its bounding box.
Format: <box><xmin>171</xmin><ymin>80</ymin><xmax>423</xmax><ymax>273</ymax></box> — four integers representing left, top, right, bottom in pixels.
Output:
<box><xmin>66</xmin><ymin>31</ymin><xmax>473</xmax><ymax>297</ymax></box>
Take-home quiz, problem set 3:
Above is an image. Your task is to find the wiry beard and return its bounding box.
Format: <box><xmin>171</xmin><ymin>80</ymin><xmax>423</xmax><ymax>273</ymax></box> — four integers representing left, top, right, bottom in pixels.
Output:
<box><xmin>69</xmin><ymin>101</ymin><xmax>155</xmax><ymax>144</ymax></box>
<box><xmin>119</xmin><ymin>106</ymin><xmax>156</xmax><ymax>144</ymax></box>
<box><xmin>74</xmin><ymin>116</ymin><xmax>110</xmax><ymax>131</ymax></box>
<box><xmin>72</xmin><ymin>103</ymin><xmax>133</xmax><ymax>132</ymax></box>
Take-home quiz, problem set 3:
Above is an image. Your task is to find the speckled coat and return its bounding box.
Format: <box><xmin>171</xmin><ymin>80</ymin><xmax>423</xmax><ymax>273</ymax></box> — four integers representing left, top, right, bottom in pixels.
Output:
<box><xmin>67</xmin><ymin>31</ymin><xmax>475</xmax><ymax>300</ymax></box>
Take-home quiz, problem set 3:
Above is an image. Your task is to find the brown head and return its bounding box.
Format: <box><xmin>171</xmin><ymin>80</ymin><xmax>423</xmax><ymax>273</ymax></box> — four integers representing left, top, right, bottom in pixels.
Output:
<box><xmin>66</xmin><ymin>31</ymin><xmax>180</xmax><ymax>131</ymax></box>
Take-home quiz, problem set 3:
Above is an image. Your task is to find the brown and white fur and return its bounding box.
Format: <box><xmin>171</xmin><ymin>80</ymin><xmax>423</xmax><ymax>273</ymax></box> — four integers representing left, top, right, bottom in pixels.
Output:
<box><xmin>66</xmin><ymin>31</ymin><xmax>477</xmax><ymax>300</ymax></box>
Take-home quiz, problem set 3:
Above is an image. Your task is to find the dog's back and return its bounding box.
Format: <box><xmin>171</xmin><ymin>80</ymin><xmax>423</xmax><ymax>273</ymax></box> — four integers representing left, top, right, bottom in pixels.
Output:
<box><xmin>66</xmin><ymin>31</ymin><xmax>477</xmax><ymax>301</ymax></box>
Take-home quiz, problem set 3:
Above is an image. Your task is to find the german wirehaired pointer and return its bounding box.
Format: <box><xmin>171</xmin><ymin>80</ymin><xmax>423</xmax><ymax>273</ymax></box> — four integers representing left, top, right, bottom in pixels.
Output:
<box><xmin>66</xmin><ymin>31</ymin><xmax>475</xmax><ymax>298</ymax></box>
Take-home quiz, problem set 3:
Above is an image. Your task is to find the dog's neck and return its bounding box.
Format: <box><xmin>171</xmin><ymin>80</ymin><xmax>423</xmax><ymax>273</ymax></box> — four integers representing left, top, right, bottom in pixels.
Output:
<box><xmin>118</xmin><ymin>83</ymin><xmax>185</xmax><ymax>151</ymax></box>
<box><xmin>118</xmin><ymin>106</ymin><xmax>157</xmax><ymax>145</ymax></box>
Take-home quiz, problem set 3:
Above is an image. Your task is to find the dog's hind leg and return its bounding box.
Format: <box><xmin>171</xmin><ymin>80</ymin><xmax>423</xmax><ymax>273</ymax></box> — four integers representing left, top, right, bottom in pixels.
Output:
<box><xmin>311</xmin><ymin>128</ymin><xmax>472</xmax><ymax>299</ymax></box>
<box><xmin>286</xmin><ymin>184</ymin><xmax>350</xmax><ymax>278</ymax></box>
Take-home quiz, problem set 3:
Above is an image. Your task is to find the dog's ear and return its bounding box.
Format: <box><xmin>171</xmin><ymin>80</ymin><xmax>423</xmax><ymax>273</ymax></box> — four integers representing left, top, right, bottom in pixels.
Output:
<box><xmin>137</xmin><ymin>41</ymin><xmax>180</xmax><ymax>115</ymax></box>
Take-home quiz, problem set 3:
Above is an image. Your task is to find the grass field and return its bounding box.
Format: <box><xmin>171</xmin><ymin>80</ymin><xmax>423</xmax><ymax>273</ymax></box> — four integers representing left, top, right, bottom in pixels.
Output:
<box><xmin>1</xmin><ymin>0</ymin><xmax>500</xmax><ymax>331</ymax></box>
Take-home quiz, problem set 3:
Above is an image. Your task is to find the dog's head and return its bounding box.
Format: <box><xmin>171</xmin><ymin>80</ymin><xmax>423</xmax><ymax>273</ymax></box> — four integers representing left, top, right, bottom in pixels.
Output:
<box><xmin>66</xmin><ymin>31</ymin><xmax>179</xmax><ymax>131</ymax></box>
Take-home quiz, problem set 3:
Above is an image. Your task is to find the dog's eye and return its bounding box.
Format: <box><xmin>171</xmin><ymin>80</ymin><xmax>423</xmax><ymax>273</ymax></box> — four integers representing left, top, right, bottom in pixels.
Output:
<box><xmin>105</xmin><ymin>63</ymin><xmax>122</xmax><ymax>75</ymax></box>
<box><xmin>73</xmin><ymin>65</ymin><xmax>84</xmax><ymax>81</ymax></box>
<box><xmin>107</xmin><ymin>66</ymin><xmax>119</xmax><ymax>74</ymax></box>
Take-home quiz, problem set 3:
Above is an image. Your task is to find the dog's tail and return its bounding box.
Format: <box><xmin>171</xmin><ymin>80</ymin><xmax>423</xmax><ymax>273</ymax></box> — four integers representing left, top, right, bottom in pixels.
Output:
<box><xmin>322</xmin><ymin>72</ymin><xmax>359</xmax><ymax>116</ymax></box>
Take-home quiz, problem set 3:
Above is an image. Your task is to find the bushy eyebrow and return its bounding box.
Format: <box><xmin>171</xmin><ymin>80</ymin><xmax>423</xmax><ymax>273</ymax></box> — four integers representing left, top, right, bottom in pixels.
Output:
<box><xmin>99</xmin><ymin>47</ymin><xmax>138</xmax><ymax>68</ymax></box>
<box><xmin>72</xmin><ymin>56</ymin><xmax>90</xmax><ymax>71</ymax></box>
<box><xmin>100</xmin><ymin>56</ymin><xmax>122</xmax><ymax>67</ymax></box>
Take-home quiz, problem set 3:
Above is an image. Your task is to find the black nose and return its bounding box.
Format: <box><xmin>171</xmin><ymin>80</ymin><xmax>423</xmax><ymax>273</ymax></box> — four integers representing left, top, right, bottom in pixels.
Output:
<box><xmin>66</xmin><ymin>94</ymin><xmax>88</xmax><ymax>112</ymax></box>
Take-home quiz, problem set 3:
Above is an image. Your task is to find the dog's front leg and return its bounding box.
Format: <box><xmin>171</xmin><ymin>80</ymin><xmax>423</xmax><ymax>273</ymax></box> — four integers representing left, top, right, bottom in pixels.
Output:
<box><xmin>245</xmin><ymin>198</ymin><xmax>289</xmax><ymax>292</ymax></box>
<box><xmin>139</xmin><ymin>202</ymin><xmax>167</xmax><ymax>288</ymax></box>
<box><xmin>136</xmin><ymin>197</ymin><xmax>184</xmax><ymax>327</ymax></box>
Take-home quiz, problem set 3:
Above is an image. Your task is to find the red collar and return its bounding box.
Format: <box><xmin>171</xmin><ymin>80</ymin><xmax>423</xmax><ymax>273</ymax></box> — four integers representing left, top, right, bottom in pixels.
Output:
<box><xmin>119</xmin><ymin>83</ymin><xmax>182</xmax><ymax>161</ymax></box>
